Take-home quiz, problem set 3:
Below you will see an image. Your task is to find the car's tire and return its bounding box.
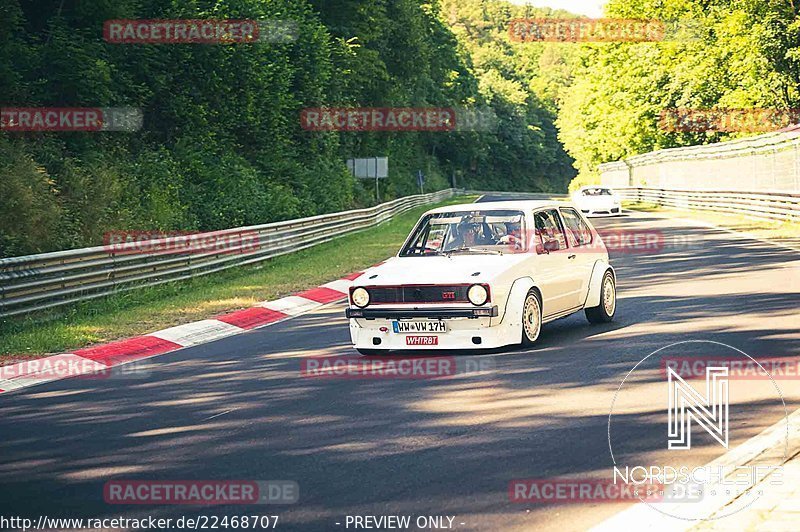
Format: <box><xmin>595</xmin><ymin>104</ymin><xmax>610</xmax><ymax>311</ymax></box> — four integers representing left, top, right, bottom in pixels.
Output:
<box><xmin>521</xmin><ymin>290</ymin><xmax>542</xmax><ymax>346</ymax></box>
<box><xmin>585</xmin><ymin>270</ymin><xmax>616</xmax><ymax>324</ymax></box>
<box><xmin>356</xmin><ymin>348</ymin><xmax>386</xmax><ymax>356</ymax></box>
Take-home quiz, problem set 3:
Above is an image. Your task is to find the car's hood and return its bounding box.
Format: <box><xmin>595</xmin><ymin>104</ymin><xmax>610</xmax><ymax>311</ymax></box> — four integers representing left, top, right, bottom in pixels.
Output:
<box><xmin>354</xmin><ymin>254</ymin><xmax>529</xmax><ymax>286</ymax></box>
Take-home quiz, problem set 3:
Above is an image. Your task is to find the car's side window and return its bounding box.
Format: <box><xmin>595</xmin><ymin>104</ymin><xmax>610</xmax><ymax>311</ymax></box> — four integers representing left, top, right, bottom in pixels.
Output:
<box><xmin>560</xmin><ymin>208</ymin><xmax>593</xmax><ymax>246</ymax></box>
<box><xmin>533</xmin><ymin>209</ymin><xmax>568</xmax><ymax>252</ymax></box>
<box><xmin>425</xmin><ymin>225</ymin><xmax>446</xmax><ymax>249</ymax></box>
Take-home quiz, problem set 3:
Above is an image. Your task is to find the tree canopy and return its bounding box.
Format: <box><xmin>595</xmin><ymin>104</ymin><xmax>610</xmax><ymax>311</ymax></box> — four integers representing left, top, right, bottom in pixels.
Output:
<box><xmin>2</xmin><ymin>0</ymin><xmax>795</xmax><ymax>256</ymax></box>
<box><xmin>0</xmin><ymin>0</ymin><xmax>573</xmax><ymax>257</ymax></box>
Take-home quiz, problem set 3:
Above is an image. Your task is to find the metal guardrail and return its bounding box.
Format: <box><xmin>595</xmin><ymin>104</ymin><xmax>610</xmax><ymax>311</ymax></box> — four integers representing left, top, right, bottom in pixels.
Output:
<box><xmin>615</xmin><ymin>187</ymin><xmax>800</xmax><ymax>222</ymax></box>
<box><xmin>465</xmin><ymin>190</ymin><xmax>568</xmax><ymax>200</ymax></box>
<box><xmin>0</xmin><ymin>189</ymin><xmax>458</xmax><ymax>318</ymax></box>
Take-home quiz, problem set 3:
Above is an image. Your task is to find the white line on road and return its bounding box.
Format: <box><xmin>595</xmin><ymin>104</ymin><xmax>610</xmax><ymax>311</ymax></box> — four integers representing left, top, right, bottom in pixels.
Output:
<box><xmin>203</xmin><ymin>409</ymin><xmax>236</xmax><ymax>421</ymax></box>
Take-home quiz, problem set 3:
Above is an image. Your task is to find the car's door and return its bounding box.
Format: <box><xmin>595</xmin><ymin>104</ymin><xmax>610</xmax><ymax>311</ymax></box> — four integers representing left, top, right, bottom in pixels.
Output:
<box><xmin>559</xmin><ymin>207</ymin><xmax>597</xmax><ymax>306</ymax></box>
<box><xmin>531</xmin><ymin>208</ymin><xmax>584</xmax><ymax>317</ymax></box>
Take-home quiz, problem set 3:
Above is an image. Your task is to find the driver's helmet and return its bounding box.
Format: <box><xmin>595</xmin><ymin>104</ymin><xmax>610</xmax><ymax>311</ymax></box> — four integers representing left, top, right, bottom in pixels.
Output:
<box><xmin>457</xmin><ymin>218</ymin><xmax>481</xmax><ymax>246</ymax></box>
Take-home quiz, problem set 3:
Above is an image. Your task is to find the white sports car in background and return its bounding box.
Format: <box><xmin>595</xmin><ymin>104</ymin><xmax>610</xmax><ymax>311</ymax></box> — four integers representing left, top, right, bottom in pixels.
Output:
<box><xmin>571</xmin><ymin>186</ymin><xmax>622</xmax><ymax>217</ymax></box>
<box><xmin>345</xmin><ymin>201</ymin><xmax>616</xmax><ymax>354</ymax></box>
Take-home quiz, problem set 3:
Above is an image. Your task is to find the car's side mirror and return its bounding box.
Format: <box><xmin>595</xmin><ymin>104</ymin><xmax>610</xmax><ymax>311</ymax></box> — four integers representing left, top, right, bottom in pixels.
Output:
<box><xmin>536</xmin><ymin>239</ymin><xmax>559</xmax><ymax>254</ymax></box>
<box><xmin>544</xmin><ymin>239</ymin><xmax>560</xmax><ymax>252</ymax></box>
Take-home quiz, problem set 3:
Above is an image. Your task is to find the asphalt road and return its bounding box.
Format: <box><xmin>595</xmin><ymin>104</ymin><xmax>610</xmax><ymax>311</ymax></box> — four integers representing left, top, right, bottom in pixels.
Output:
<box><xmin>1</xmin><ymin>204</ymin><xmax>799</xmax><ymax>531</ymax></box>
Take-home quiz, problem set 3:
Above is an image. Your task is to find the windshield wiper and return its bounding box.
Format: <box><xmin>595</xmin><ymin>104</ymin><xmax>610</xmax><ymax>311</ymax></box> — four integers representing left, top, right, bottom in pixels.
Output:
<box><xmin>445</xmin><ymin>247</ymin><xmax>503</xmax><ymax>256</ymax></box>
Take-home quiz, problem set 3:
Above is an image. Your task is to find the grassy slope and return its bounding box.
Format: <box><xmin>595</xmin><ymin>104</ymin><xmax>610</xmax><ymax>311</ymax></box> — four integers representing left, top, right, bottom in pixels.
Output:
<box><xmin>0</xmin><ymin>195</ymin><xmax>477</xmax><ymax>358</ymax></box>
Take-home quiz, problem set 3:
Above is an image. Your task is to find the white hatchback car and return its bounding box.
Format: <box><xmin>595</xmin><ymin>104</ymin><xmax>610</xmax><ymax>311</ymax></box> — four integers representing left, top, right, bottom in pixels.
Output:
<box><xmin>572</xmin><ymin>186</ymin><xmax>622</xmax><ymax>217</ymax></box>
<box><xmin>345</xmin><ymin>201</ymin><xmax>616</xmax><ymax>354</ymax></box>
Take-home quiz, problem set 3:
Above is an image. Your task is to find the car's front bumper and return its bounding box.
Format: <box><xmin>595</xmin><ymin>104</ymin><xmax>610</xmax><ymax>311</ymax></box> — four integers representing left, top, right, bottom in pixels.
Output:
<box><xmin>347</xmin><ymin>306</ymin><xmax>516</xmax><ymax>351</ymax></box>
<box><xmin>345</xmin><ymin>306</ymin><xmax>498</xmax><ymax>319</ymax></box>
<box><xmin>580</xmin><ymin>206</ymin><xmax>621</xmax><ymax>217</ymax></box>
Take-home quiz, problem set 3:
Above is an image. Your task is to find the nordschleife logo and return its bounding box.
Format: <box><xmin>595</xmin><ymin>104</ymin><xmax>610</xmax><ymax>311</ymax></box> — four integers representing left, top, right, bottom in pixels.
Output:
<box><xmin>667</xmin><ymin>366</ymin><xmax>729</xmax><ymax>450</ymax></box>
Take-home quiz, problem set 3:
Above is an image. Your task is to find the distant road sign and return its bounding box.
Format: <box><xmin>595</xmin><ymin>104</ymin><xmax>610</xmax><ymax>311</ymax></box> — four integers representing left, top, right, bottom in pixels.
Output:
<box><xmin>346</xmin><ymin>157</ymin><xmax>388</xmax><ymax>178</ymax></box>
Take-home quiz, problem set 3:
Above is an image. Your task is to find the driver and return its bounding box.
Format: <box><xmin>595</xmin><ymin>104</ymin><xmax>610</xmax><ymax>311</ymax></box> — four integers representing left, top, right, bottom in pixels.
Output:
<box><xmin>455</xmin><ymin>219</ymin><xmax>495</xmax><ymax>247</ymax></box>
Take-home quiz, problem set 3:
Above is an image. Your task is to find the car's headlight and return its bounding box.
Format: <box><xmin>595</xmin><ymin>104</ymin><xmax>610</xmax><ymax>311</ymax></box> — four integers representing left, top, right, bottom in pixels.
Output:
<box><xmin>467</xmin><ymin>284</ymin><xmax>489</xmax><ymax>306</ymax></box>
<box><xmin>351</xmin><ymin>287</ymin><xmax>370</xmax><ymax>308</ymax></box>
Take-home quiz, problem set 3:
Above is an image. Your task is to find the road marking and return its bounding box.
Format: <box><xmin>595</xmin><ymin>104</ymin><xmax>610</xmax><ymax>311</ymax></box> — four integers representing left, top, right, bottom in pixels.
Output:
<box><xmin>74</xmin><ymin>336</ymin><xmax>183</xmax><ymax>366</ymax></box>
<box><xmin>203</xmin><ymin>409</ymin><xmax>236</xmax><ymax>421</ymax></box>
<box><xmin>215</xmin><ymin>307</ymin><xmax>288</xmax><ymax>329</ymax></box>
<box><xmin>260</xmin><ymin>295</ymin><xmax>322</xmax><ymax>316</ymax></box>
<box><xmin>322</xmin><ymin>278</ymin><xmax>355</xmax><ymax>294</ymax></box>
<box><xmin>0</xmin><ymin>354</ymin><xmax>107</xmax><ymax>388</ymax></box>
<box><xmin>149</xmin><ymin>319</ymin><xmax>244</xmax><ymax>347</ymax></box>
<box><xmin>0</xmin><ymin>378</ymin><xmax>23</xmax><ymax>391</ymax></box>
<box><xmin>1</xmin><ymin>269</ymin><xmax>363</xmax><ymax>395</ymax></box>
<box><xmin>297</xmin><ymin>286</ymin><xmax>348</xmax><ymax>304</ymax></box>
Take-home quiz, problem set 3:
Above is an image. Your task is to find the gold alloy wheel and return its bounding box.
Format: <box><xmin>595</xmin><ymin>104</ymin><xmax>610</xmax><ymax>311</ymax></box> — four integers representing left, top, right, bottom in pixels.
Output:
<box><xmin>523</xmin><ymin>293</ymin><xmax>541</xmax><ymax>342</ymax></box>
<box><xmin>602</xmin><ymin>274</ymin><xmax>616</xmax><ymax>317</ymax></box>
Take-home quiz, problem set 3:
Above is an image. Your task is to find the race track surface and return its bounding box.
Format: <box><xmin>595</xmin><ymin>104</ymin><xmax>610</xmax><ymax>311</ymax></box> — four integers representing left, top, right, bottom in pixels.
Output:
<box><xmin>1</xmin><ymin>207</ymin><xmax>798</xmax><ymax>531</ymax></box>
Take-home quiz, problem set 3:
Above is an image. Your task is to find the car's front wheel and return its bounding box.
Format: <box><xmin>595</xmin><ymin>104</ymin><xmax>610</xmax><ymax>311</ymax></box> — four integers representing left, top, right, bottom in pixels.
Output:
<box><xmin>521</xmin><ymin>290</ymin><xmax>542</xmax><ymax>346</ymax></box>
<box><xmin>585</xmin><ymin>270</ymin><xmax>616</xmax><ymax>323</ymax></box>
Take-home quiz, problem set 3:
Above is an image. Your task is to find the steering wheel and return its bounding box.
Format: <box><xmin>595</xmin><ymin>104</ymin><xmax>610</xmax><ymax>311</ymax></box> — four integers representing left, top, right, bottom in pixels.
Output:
<box><xmin>499</xmin><ymin>234</ymin><xmax>522</xmax><ymax>250</ymax></box>
<box><xmin>415</xmin><ymin>246</ymin><xmax>440</xmax><ymax>254</ymax></box>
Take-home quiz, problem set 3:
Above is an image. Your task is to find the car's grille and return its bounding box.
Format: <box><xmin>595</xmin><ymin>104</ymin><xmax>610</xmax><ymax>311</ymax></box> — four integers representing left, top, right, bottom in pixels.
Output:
<box><xmin>367</xmin><ymin>285</ymin><xmax>471</xmax><ymax>304</ymax></box>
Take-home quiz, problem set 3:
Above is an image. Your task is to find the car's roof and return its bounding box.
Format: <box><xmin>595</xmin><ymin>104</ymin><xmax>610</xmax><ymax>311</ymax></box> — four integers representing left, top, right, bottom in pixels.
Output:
<box><xmin>579</xmin><ymin>185</ymin><xmax>612</xmax><ymax>190</ymax></box>
<box><xmin>423</xmin><ymin>200</ymin><xmax>568</xmax><ymax>215</ymax></box>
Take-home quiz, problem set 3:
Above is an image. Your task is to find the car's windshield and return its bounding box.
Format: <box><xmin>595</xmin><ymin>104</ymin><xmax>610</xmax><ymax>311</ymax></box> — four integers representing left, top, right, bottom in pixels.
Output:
<box><xmin>581</xmin><ymin>188</ymin><xmax>613</xmax><ymax>196</ymax></box>
<box><xmin>400</xmin><ymin>210</ymin><xmax>526</xmax><ymax>256</ymax></box>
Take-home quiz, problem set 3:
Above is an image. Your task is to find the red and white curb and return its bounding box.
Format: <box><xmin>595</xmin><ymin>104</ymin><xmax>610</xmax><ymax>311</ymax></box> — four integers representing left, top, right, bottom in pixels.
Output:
<box><xmin>0</xmin><ymin>269</ymin><xmax>370</xmax><ymax>395</ymax></box>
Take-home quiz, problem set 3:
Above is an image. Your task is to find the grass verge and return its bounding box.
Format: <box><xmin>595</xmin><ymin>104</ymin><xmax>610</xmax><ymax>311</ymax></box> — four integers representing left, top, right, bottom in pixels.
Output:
<box><xmin>624</xmin><ymin>203</ymin><xmax>800</xmax><ymax>248</ymax></box>
<box><xmin>0</xmin><ymin>195</ymin><xmax>477</xmax><ymax>358</ymax></box>
<box><xmin>621</xmin><ymin>200</ymin><xmax>662</xmax><ymax>212</ymax></box>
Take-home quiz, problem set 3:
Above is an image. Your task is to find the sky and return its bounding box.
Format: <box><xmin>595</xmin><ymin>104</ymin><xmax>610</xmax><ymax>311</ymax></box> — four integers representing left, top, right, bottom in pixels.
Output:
<box><xmin>507</xmin><ymin>0</ymin><xmax>607</xmax><ymax>18</ymax></box>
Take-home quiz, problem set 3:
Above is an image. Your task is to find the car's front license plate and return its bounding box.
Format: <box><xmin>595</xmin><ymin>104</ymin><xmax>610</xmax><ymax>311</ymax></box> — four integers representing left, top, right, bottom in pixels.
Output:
<box><xmin>392</xmin><ymin>320</ymin><xmax>447</xmax><ymax>333</ymax></box>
